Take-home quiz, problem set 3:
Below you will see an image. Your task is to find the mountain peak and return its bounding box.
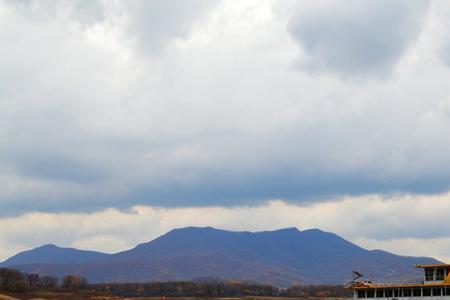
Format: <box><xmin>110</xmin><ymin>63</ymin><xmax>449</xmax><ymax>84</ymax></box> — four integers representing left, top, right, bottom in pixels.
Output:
<box><xmin>0</xmin><ymin>243</ymin><xmax>109</xmax><ymax>267</ymax></box>
<box><xmin>173</xmin><ymin>226</ymin><xmax>219</xmax><ymax>232</ymax></box>
<box><xmin>271</xmin><ymin>227</ymin><xmax>300</xmax><ymax>233</ymax></box>
<box><xmin>171</xmin><ymin>226</ymin><xmax>302</xmax><ymax>235</ymax></box>
<box><xmin>38</xmin><ymin>243</ymin><xmax>60</xmax><ymax>249</ymax></box>
<box><xmin>302</xmin><ymin>228</ymin><xmax>323</xmax><ymax>233</ymax></box>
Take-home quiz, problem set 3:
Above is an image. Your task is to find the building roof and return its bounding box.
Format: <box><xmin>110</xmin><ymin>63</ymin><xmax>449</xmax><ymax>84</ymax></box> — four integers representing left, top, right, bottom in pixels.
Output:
<box><xmin>415</xmin><ymin>264</ymin><xmax>450</xmax><ymax>269</ymax></box>
<box><xmin>351</xmin><ymin>282</ymin><xmax>450</xmax><ymax>289</ymax></box>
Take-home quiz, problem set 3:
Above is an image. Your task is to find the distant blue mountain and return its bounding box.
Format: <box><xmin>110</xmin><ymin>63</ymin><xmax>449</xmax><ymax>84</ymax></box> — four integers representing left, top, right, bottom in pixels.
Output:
<box><xmin>0</xmin><ymin>244</ymin><xmax>109</xmax><ymax>266</ymax></box>
<box><xmin>0</xmin><ymin>227</ymin><xmax>439</xmax><ymax>286</ymax></box>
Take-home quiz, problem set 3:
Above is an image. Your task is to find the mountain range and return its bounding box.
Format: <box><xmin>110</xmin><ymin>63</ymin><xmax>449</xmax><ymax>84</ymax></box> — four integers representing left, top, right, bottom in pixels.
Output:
<box><xmin>0</xmin><ymin>226</ymin><xmax>439</xmax><ymax>286</ymax></box>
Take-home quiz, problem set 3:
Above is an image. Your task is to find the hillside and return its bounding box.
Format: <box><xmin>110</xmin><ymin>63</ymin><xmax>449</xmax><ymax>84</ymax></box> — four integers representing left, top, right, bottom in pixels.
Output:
<box><xmin>0</xmin><ymin>227</ymin><xmax>439</xmax><ymax>286</ymax></box>
<box><xmin>0</xmin><ymin>244</ymin><xmax>109</xmax><ymax>266</ymax></box>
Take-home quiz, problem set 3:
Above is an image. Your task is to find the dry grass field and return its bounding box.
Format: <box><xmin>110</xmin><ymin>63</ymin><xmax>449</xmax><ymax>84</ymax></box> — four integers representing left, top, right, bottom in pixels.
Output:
<box><xmin>0</xmin><ymin>293</ymin><xmax>350</xmax><ymax>300</ymax></box>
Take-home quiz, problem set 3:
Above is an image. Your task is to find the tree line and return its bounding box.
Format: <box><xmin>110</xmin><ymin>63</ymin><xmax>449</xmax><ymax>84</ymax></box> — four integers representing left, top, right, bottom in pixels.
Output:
<box><xmin>92</xmin><ymin>281</ymin><xmax>352</xmax><ymax>297</ymax></box>
<box><xmin>0</xmin><ymin>268</ymin><xmax>87</xmax><ymax>292</ymax></box>
<box><xmin>0</xmin><ymin>267</ymin><xmax>351</xmax><ymax>297</ymax></box>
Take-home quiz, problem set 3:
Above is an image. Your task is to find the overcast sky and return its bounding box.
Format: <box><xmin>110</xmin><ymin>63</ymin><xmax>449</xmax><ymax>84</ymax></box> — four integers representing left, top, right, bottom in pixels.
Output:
<box><xmin>2</xmin><ymin>0</ymin><xmax>450</xmax><ymax>262</ymax></box>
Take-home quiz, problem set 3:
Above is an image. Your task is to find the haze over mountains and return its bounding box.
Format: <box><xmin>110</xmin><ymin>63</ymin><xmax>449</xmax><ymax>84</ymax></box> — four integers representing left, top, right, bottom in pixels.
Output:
<box><xmin>0</xmin><ymin>227</ymin><xmax>439</xmax><ymax>286</ymax></box>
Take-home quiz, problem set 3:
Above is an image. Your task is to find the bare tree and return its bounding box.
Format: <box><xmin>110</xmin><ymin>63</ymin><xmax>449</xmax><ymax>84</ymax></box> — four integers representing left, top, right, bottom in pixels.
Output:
<box><xmin>0</xmin><ymin>268</ymin><xmax>26</xmax><ymax>291</ymax></box>
<box><xmin>62</xmin><ymin>275</ymin><xmax>88</xmax><ymax>290</ymax></box>
<box><xmin>41</xmin><ymin>275</ymin><xmax>58</xmax><ymax>289</ymax></box>
<box><xmin>26</xmin><ymin>273</ymin><xmax>40</xmax><ymax>289</ymax></box>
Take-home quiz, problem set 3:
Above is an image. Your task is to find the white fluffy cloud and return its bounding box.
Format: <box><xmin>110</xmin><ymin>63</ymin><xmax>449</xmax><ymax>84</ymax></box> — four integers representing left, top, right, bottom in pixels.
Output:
<box><xmin>2</xmin><ymin>193</ymin><xmax>450</xmax><ymax>262</ymax></box>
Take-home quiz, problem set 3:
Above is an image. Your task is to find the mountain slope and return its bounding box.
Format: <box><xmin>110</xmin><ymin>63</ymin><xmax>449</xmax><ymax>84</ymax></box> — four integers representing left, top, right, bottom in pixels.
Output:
<box><xmin>0</xmin><ymin>244</ymin><xmax>109</xmax><ymax>266</ymax></box>
<box><xmin>0</xmin><ymin>227</ymin><xmax>440</xmax><ymax>286</ymax></box>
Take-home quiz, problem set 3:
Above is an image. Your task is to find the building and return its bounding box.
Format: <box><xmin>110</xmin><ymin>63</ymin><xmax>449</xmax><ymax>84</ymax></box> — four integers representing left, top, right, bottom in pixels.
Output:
<box><xmin>349</xmin><ymin>264</ymin><xmax>450</xmax><ymax>299</ymax></box>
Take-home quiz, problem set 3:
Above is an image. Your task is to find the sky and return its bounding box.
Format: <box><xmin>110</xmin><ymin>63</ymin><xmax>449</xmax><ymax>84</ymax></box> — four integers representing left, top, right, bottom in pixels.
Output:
<box><xmin>1</xmin><ymin>0</ymin><xmax>450</xmax><ymax>262</ymax></box>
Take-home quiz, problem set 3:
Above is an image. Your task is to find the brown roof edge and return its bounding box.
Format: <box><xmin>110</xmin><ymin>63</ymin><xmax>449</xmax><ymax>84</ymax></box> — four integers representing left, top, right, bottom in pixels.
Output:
<box><xmin>352</xmin><ymin>283</ymin><xmax>450</xmax><ymax>289</ymax></box>
<box><xmin>415</xmin><ymin>263</ymin><xmax>450</xmax><ymax>268</ymax></box>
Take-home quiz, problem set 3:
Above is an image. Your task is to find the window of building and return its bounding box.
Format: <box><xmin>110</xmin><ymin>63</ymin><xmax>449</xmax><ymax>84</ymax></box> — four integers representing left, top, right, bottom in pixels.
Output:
<box><xmin>358</xmin><ymin>290</ymin><xmax>366</xmax><ymax>298</ymax></box>
<box><xmin>403</xmin><ymin>289</ymin><xmax>412</xmax><ymax>297</ymax></box>
<box><xmin>433</xmin><ymin>288</ymin><xmax>442</xmax><ymax>296</ymax></box>
<box><xmin>367</xmin><ymin>290</ymin><xmax>375</xmax><ymax>298</ymax></box>
<box><xmin>394</xmin><ymin>289</ymin><xmax>400</xmax><ymax>297</ymax></box>
<box><xmin>436</xmin><ymin>269</ymin><xmax>445</xmax><ymax>281</ymax></box>
<box><xmin>376</xmin><ymin>289</ymin><xmax>384</xmax><ymax>298</ymax></box>
<box><xmin>445</xmin><ymin>287</ymin><xmax>450</xmax><ymax>296</ymax></box>
<box><xmin>423</xmin><ymin>288</ymin><xmax>431</xmax><ymax>296</ymax></box>
<box><xmin>413</xmin><ymin>288</ymin><xmax>422</xmax><ymax>297</ymax></box>
<box><xmin>425</xmin><ymin>269</ymin><xmax>434</xmax><ymax>281</ymax></box>
<box><xmin>385</xmin><ymin>289</ymin><xmax>393</xmax><ymax>297</ymax></box>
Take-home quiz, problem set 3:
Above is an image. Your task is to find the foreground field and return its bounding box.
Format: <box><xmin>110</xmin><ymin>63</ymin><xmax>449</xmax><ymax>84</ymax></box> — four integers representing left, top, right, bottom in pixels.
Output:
<box><xmin>1</xmin><ymin>293</ymin><xmax>350</xmax><ymax>300</ymax></box>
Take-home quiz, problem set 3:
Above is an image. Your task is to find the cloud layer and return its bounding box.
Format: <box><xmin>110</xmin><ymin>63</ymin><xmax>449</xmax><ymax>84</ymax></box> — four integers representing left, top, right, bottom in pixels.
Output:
<box><xmin>2</xmin><ymin>192</ymin><xmax>450</xmax><ymax>262</ymax></box>
<box><xmin>1</xmin><ymin>0</ymin><xmax>450</xmax><ymax>214</ymax></box>
<box><xmin>1</xmin><ymin>0</ymin><xmax>450</xmax><ymax>262</ymax></box>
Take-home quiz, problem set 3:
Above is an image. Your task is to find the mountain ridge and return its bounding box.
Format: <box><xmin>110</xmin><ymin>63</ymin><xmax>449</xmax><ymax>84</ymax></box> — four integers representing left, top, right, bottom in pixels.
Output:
<box><xmin>0</xmin><ymin>226</ymin><xmax>440</xmax><ymax>286</ymax></box>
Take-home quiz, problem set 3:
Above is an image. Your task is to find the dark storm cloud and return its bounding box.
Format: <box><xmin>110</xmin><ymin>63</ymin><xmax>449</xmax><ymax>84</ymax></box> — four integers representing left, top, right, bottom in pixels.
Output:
<box><xmin>3</xmin><ymin>163</ymin><xmax>450</xmax><ymax>217</ymax></box>
<box><xmin>287</xmin><ymin>0</ymin><xmax>430</xmax><ymax>77</ymax></box>
<box><xmin>7</xmin><ymin>154</ymin><xmax>106</xmax><ymax>183</ymax></box>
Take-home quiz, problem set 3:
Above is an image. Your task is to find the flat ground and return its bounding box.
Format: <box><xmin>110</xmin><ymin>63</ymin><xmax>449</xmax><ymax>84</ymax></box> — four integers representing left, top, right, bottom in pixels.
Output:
<box><xmin>0</xmin><ymin>293</ymin><xmax>350</xmax><ymax>300</ymax></box>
